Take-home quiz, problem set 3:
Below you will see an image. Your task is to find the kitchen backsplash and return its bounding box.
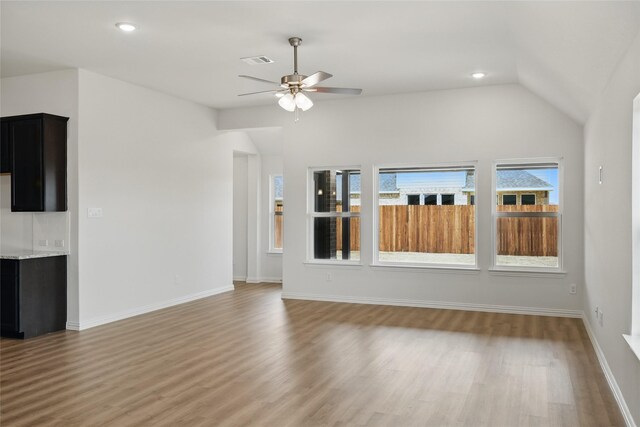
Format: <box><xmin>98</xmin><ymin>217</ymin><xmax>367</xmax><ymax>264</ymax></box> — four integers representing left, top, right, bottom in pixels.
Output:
<box><xmin>0</xmin><ymin>175</ymin><xmax>70</xmax><ymax>253</ymax></box>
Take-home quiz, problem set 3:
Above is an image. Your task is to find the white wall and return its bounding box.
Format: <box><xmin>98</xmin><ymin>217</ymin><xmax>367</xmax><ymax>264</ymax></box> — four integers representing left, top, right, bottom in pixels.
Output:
<box><xmin>584</xmin><ymin>30</ymin><xmax>640</xmax><ymax>425</ymax></box>
<box><xmin>260</xmin><ymin>154</ymin><xmax>283</xmax><ymax>282</ymax></box>
<box><xmin>1</xmin><ymin>69</ymin><xmax>79</xmax><ymax>323</ymax></box>
<box><xmin>233</xmin><ymin>155</ymin><xmax>248</xmax><ymax>280</ymax></box>
<box><xmin>75</xmin><ymin>69</ymin><xmax>232</xmax><ymax>327</ymax></box>
<box><xmin>219</xmin><ymin>84</ymin><xmax>584</xmax><ymax>315</ymax></box>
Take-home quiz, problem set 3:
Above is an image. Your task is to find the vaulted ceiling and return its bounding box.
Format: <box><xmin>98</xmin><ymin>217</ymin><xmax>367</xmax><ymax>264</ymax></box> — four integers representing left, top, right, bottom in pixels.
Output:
<box><xmin>2</xmin><ymin>1</ymin><xmax>639</xmax><ymax>123</ymax></box>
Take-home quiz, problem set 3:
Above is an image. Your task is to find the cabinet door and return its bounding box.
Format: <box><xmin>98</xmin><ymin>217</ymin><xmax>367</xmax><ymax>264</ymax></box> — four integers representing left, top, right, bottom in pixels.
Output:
<box><xmin>11</xmin><ymin>119</ymin><xmax>44</xmax><ymax>211</ymax></box>
<box><xmin>1</xmin><ymin>121</ymin><xmax>10</xmax><ymax>173</ymax></box>
<box><xmin>0</xmin><ymin>260</ymin><xmax>19</xmax><ymax>334</ymax></box>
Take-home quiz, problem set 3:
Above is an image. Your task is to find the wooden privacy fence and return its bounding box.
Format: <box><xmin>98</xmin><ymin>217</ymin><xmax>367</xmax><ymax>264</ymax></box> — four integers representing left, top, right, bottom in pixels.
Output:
<box><xmin>274</xmin><ymin>205</ymin><xmax>283</xmax><ymax>249</ymax></box>
<box><xmin>496</xmin><ymin>205</ymin><xmax>558</xmax><ymax>257</ymax></box>
<box><xmin>376</xmin><ymin>205</ymin><xmax>475</xmax><ymax>254</ymax></box>
<box><xmin>335</xmin><ymin>204</ymin><xmax>558</xmax><ymax>257</ymax></box>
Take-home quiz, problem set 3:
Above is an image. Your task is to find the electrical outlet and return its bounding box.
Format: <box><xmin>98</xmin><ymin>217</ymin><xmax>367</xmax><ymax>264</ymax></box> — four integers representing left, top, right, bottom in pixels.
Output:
<box><xmin>326</xmin><ymin>273</ymin><xmax>332</xmax><ymax>282</ymax></box>
<box><xmin>38</xmin><ymin>239</ymin><xmax>48</xmax><ymax>247</ymax></box>
<box><xmin>174</xmin><ymin>274</ymin><xmax>182</xmax><ymax>286</ymax></box>
<box><xmin>569</xmin><ymin>283</ymin><xmax>577</xmax><ymax>294</ymax></box>
<box><xmin>88</xmin><ymin>207</ymin><xmax>103</xmax><ymax>218</ymax></box>
<box><xmin>54</xmin><ymin>239</ymin><xmax>65</xmax><ymax>248</ymax></box>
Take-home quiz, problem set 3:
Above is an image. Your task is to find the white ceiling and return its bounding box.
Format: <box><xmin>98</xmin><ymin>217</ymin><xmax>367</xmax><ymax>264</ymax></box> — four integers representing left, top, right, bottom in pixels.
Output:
<box><xmin>2</xmin><ymin>1</ymin><xmax>639</xmax><ymax>123</ymax></box>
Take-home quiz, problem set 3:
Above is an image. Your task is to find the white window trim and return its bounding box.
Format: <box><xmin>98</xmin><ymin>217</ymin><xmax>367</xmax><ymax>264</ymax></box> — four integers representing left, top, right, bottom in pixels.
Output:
<box><xmin>372</xmin><ymin>161</ymin><xmax>478</xmax><ymax>270</ymax></box>
<box><xmin>521</xmin><ymin>193</ymin><xmax>537</xmax><ymax>205</ymax></box>
<box><xmin>307</xmin><ymin>166</ymin><xmax>361</xmax><ymax>263</ymax></box>
<box><xmin>491</xmin><ymin>157</ymin><xmax>564</xmax><ymax>273</ymax></box>
<box><xmin>268</xmin><ymin>174</ymin><xmax>283</xmax><ymax>254</ymax></box>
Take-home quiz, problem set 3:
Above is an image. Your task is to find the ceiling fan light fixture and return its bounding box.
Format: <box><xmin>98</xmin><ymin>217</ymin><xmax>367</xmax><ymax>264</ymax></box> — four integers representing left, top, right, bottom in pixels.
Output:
<box><xmin>278</xmin><ymin>93</ymin><xmax>296</xmax><ymax>112</ymax></box>
<box><xmin>295</xmin><ymin>92</ymin><xmax>313</xmax><ymax>111</ymax></box>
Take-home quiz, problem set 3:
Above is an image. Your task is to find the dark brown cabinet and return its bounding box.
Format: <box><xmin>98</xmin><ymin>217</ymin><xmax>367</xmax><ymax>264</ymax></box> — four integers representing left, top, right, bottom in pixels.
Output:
<box><xmin>1</xmin><ymin>113</ymin><xmax>68</xmax><ymax>211</ymax></box>
<box><xmin>0</xmin><ymin>256</ymin><xmax>67</xmax><ymax>339</ymax></box>
<box><xmin>1</xmin><ymin>121</ymin><xmax>10</xmax><ymax>173</ymax></box>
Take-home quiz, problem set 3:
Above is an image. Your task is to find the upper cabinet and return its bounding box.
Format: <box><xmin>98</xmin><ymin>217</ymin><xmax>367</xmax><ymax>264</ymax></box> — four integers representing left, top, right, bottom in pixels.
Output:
<box><xmin>1</xmin><ymin>113</ymin><xmax>68</xmax><ymax>212</ymax></box>
<box><xmin>1</xmin><ymin>121</ymin><xmax>10</xmax><ymax>173</ymax></box>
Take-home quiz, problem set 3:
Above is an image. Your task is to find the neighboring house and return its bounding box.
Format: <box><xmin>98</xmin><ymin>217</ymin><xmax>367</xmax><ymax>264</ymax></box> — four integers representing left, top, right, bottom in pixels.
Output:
<box><xmin>336</xmin><ymin>170</ymin><xmax>553</xmax><ymax>206</ymax></box>
<box><xmin>462</xmin><ymin>170</ymin><xmax>553</xmax><ymax>205</ymax></box>
<box><xmin>273</xmin><ymin>175</ymin><xmax>283</xmax><ymax>209</ymax></box>
<box><xmin>336</xmin><ymin>173</ymin><xmax>400</xmax><ymax>207</ymax></box>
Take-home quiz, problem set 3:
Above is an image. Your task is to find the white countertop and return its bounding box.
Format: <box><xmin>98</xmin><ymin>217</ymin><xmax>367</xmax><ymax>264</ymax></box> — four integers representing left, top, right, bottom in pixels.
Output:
<box><xmin>0</xmin><ymin>251</ymin><xmax>69</xmax><ymax>260</ymax></box>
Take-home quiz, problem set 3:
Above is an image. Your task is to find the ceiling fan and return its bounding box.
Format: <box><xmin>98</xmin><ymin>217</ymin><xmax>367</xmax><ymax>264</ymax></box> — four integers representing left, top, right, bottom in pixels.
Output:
<box><xmin>238</xmin><ymin>37</ymin><xmax>362</xmax><ymax>115</ymax></box>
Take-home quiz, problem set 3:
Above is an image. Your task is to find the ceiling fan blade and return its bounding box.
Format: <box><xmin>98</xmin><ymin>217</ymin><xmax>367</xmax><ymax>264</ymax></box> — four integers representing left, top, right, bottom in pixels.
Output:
<box><xmin>238</xmin><ymin>90</ymin><xmax>286</xmax><ymax>97</ymax></box>
<box><xmin>301</xmin><ymin>71</ymin><xmax>333</xmax><ymax>88</ymax></box>
<box><xmin>238</xmin><ymin>75</ymin><xmax>280</xmax><ymax>86</ymax></box>
<box><xmin>304</xmin><ymin>87</ymin><xmax>362</xmax><ymax>95</ymax></box>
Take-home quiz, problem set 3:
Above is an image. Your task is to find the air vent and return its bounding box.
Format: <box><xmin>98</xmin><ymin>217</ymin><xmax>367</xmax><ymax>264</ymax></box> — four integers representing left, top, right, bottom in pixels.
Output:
<box><xmin>241</xmin><ymin>56</ymin><xmax>274</xmax><ymax>65</ymax></box>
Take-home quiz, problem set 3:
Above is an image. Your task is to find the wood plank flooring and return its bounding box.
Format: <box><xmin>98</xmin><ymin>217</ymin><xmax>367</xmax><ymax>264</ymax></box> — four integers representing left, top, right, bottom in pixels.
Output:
<box><xmin>0</xmin><ymin>283</ymin><xmax>623</xmax><ymax>426</ymax></box>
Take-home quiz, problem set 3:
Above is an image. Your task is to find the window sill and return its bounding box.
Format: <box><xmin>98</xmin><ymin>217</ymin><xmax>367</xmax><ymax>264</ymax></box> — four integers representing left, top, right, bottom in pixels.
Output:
<box><xmin>488</xmin><ymin>268</ymin><xmax>566</xmax><ymax>278</ymax></box>
<box><xmin>304</xmin><ymin>260</ymin><xmax>363</xmax><ymax>267</ymax></box>
<box><xmin>623</xmin><ymin>335</ymin><xmax>640</xmax><ymax>362</ymax></box>
<box><xmin>267</xmin><ymin>250</ymin><xmax>283</xmax><ymax>255</ymax></box>
<box><xmin>370</xmin><ymin>263</ymin><xmax>480</xmax><ymax>274</ymax></box>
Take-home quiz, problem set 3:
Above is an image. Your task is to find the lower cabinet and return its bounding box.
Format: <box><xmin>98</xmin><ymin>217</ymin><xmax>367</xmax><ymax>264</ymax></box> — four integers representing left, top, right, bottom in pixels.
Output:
<box><xmin>0</xmin><ymin>256</ymin><xmax>67</xmax><ymax>339</ymax></box>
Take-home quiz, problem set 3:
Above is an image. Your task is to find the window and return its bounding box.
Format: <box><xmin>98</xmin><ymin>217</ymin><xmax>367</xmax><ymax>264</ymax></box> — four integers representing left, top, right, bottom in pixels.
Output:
<box><xmin>470</xmin><ymin>195</ymin><xmax>475</xmax><ymax>206</ymax></box>
<box><xmin>269</xmin><ymin>175</ymin><xmax>283</xmax><ymax>252</ymax></box>
<box><xmin>502</xmin><ymin>194</ymin><xmax>517</xmax><ymax>205</ymax></box>
<box><xmin>493</xmin><ymin>160</ymin><xmax>561</xmax><ymax>270</ymax></box>
<box><xmin>407</xmin><ymin>194</ymin><xmax>420</xmax><ymax>205</ymax></box>
<box><xmin>441</xmin><ymin>194</ymin><xmax>455</xmax><ymax>205</ymax></box>
<box><xmin>375</xmin><ymin>164</ymin><xmax>476</xmax><ymax>267</ymax></box>
<box><xmin>424</xmin><ymin>194</ymin><xmax>437</xmax><ymax>205</ymax></box>
<box><xmin>309</xmin><ymin>168</ymin><xmax>360</xmax><ymax>262</ymax></box>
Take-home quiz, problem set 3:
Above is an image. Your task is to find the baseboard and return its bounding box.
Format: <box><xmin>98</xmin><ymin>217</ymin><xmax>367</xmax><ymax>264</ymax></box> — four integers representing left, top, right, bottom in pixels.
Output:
<box><xmin>281</xmin><ymin>291</ymin><xmax>582</xmax><ymax>318</ymax></box>
<box><xmin>66</xmin><ymin>321</ymin><xmax>80</xmax><ymax>331</ymax></box>
<box><xmin>66</xmin><ymin>285</ymin><xmax>234</xmax><ymax>331</ymax></box>
<box><xmin>233</xmin><ymin>276</ymin><xmax>247</xmax><ymax>282</ymax></box>
<box><xmin>582</xmin><ymin>315</ymin><xmax>636</xmax><ymax>427</ymax></box>
<box><xmin>246</xmin><ymin>276</ymin><xmax>282</xmax><ymax>284</ymax></box>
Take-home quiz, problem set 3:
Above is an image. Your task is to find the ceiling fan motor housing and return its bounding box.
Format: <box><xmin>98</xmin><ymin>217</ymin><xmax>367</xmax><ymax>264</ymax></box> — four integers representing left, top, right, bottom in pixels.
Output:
<box><xmin>281</xmin><ymin>74</ymin><xmax>307</xmax><ymax>89</ymax></box>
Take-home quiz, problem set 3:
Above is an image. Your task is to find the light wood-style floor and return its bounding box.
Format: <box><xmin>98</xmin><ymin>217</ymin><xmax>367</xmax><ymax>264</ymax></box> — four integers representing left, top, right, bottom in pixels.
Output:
<box><xmin>1</xmin><ymin>283</ymin><xmax>623</xmax><ymax>426</ymax></box>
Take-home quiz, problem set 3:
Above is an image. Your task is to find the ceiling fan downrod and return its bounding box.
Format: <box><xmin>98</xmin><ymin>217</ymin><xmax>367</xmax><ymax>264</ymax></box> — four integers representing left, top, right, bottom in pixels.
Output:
<box><xmin>289</xmin><ymin>37</ymin><xmax>302</xmax><ymax>75</ymax></box>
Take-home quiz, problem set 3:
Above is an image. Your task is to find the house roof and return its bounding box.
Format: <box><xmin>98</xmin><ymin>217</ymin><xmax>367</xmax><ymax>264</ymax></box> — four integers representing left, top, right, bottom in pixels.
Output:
<box><xmin>463</xmin><ymin>170</ymin><xmax>553</xmax><ymax>191</ymax></box>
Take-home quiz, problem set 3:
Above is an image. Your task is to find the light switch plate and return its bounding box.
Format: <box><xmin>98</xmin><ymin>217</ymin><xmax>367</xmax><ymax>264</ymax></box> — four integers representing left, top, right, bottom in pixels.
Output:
<box><xmin>88</xmin><ymin>208</ymin><xmax>103</xmax><ymax>218</ymax></box>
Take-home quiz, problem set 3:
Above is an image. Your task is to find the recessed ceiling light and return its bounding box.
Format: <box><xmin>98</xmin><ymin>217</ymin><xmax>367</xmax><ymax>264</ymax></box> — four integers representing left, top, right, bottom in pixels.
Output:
<box><xmin>115</xmin><ymin>22</ymin><xmax>137</xmax><ymax>32</ymax></box>
<box><xmin>471</xmin><ymin>72</ymin><xmax>486</xmax><ymax>79</ymax></box>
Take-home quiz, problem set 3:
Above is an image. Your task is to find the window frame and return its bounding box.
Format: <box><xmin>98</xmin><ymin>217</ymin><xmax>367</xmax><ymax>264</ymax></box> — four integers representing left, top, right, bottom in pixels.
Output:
<box><xmin>423</xmin><ymin>193</ymin><xmax>438</xmax><ymax>205</ymax></box>
<box><xmin>491</xmin><ymin>157</ymin><xmax>564</xmax><ymax>273</ymax></box>
<box><xmin>373</xmin><ymin>161</ymin><xmax>478</xmax><ymax>270</ymax></box>
<box><xmin>521</xmin><ymin>193</ymin><xmax>537</xmax><ymax>205</ymax></box>
<box><xmin>407</xmin><ymin>194</ymin><xmax>420</xmax><ymax>205</ymax></box>
<box><xmin>306</xmin><ymin>166</ymin><xmax>362</xmax><ymax>265</ymax></box>
<box><xmin>268</xmin><ymin>174</ymin><xmax>283</xmax><ymax>254</ymax></box>
<box><xmin>441</xmin><ymin>194</ymin><xmax>455</xmax><ymax>205</ymax></box>
<box><xmin>502</xmin><ymin>194</ymin><xmax>517</xmax><ymax>205</ymax></box>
